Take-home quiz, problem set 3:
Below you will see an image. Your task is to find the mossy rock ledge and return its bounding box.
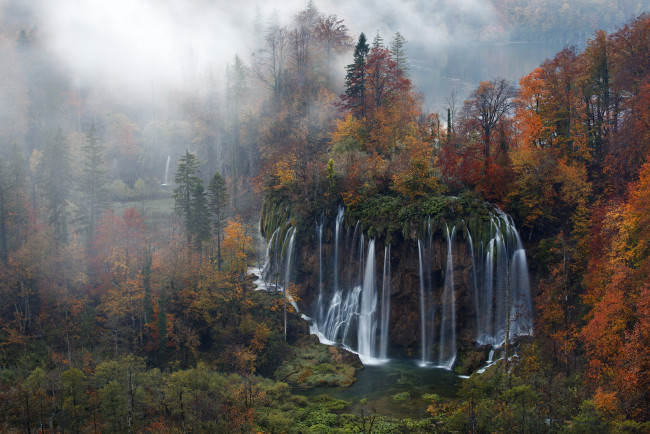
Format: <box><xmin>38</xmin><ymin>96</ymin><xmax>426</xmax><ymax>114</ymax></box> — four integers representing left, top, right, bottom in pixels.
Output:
<box><xmin>275</xmin><ymin>335</ymin><xmax>363</xmax><ymax>389</ymax></box>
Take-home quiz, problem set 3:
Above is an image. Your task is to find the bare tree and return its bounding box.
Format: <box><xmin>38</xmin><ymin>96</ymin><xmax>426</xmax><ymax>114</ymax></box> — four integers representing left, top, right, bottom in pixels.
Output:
<box><xmin>314</xmin><ymin>14</ymin><xmax>352</xmax><ymax>86</ymax></box>
<box><xmin>462</xmin><ymin>78</ymin><xmax>517</xmax><ymax>161</ymax></box>
<box><xmin>252</xmin><ymin>25</ymin><xmax>289</xmax><ymax>103</ymax></box>
<box><xmin>291</xmin><ymin>1</ymin><xmax>320</xmax><ymax>75</ymax></box>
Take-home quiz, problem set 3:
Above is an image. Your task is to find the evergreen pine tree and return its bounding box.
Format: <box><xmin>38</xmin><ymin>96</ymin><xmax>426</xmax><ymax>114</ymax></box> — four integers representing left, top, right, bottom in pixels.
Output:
<box><xmin>208</xmin><ymin>171</ymin><xmax>228</xmax><ymax>270</ymax></box>
<box><xmin>41</xmin><ymin>128</ymin><xmax>71</xmax><ymax>243</ymax></box>
<box><xmin>390</xmin><ymin>31</ymin><xmax>408</xmax><ymax>75</ymax></box>
<box><xmin>79</xmin><ymin>125</ymin><xmax>108</xmax><ymax>251</ymax></box>
<box><xmin>9</xmin><ymin>144</ymin><xmax>28</xmax><ymax>250</ymax></box>
<box><xmin>157</xmin><ymin>293</ymin><xmax>167</xmax><ymax>367</ymax></box>
<box><xmin>189</xmin><ymin>182</ymin><xmax>210</xmax><ymax>253</ymax></box>
<box><xmin>173</xmin><ymin>151</ymin><xmax>209</xmax><ymax>250</ymax></box>
<box><xmin>0</xmin><ymin>159</ymin><xmax>9</xmax><ymax>265</ymax></box>
<box><xmin>142</xmin><ymin>251</ymin><xmax>153</xmax><ymax>326</ymax></box>
<box><xmin>344</xmin><ymin>32</ymin><xmax>370</xmax><ymax>118</ymax></box>
<box><xmin>372</xmin><ymin>31</ymin><xmax>383</xmax><ymax>49</ymax></box>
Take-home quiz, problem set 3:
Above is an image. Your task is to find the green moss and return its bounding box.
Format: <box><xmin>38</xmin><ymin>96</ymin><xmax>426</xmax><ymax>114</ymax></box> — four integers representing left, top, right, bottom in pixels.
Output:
<box><xmin>274</xmin><ymin>337</ymin><xmax>361</xmax><ymax>389</ymax></box>
<box><xmin>262</xmin><ymin>186</ymin><xmax>499</xmax><ymax>247</ymax></box>
<box><xmin>392</xmin><ymin>391</ymin><xmax>411</xmax><ymax>402</ymax></box>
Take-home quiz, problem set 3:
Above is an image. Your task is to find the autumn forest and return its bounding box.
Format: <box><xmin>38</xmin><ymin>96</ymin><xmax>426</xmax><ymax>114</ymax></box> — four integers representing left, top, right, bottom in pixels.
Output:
<box><xmin>0</xmin><ymin>0</ymin><xmax>649</xmax><ymax>432</ymax></box>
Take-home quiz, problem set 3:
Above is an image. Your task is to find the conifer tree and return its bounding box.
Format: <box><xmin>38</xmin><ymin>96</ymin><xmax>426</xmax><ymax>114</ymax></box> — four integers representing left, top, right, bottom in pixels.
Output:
<box><xmin>8</xmin><ymin>144</ymin><xmax>28</xmax><ymax>250</ymax></box>
<box><xmin>208</xmin><ymin>171</ymin><xmax>228</xmax><ymax>270</ymax></box>
<box><xmin>173</xmin><ymin>151</ymin><xmax>209</xmax><ymax>250</ymax></box>
<box><xmin>0</xmin><ymin>159</ymin><xmax>9</xmax><ymax>265</ymax></box>
<box><xmin>343</xmin><ymin>32</ymin><xmax>370</xmax><ymax>118</ymax></box>
<box><xmin>189</xmin><ymin>182</ymin><xmax>210</xmax><ymax>253</ymax></box>
<box><xmin>142</xmin><ymin>251</ymin><xmax>153</xmax><ymax>326</ymax></box>
<box><xmin>41</xmin><ymin>128</ymin><xmax>71</xmax><ymax>243</ymax></box>
<box><xmin>79</xmin><ymin>125</ymin><xmax>108</xmax><ymax>251</ymax></box>
<box><xmin>390</xmin><ymin>31</ymin><xmax>408</xmax><ymax>74</ymax></box>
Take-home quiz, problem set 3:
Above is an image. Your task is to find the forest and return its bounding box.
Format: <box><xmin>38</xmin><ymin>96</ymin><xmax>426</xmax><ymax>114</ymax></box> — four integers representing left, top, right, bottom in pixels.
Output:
<box><xmin>0</xmin><ymin>0</ymin><xmax>649</xmax><ymax>432</ymax></box>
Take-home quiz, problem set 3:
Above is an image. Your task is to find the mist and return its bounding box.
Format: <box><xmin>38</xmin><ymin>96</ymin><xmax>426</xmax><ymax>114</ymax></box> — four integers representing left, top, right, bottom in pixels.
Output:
<box><xmin>29</xmin><ymin>0</ymin><xmax>504</xmax><ymax>101</ymax></box>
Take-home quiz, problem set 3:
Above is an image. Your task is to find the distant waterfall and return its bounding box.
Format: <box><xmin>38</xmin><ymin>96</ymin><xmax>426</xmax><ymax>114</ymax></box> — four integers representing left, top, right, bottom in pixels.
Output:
<box><xmin>162</xmin><ymin>155</ymin><xmax>171</xmax><ymax>185</ymax></box>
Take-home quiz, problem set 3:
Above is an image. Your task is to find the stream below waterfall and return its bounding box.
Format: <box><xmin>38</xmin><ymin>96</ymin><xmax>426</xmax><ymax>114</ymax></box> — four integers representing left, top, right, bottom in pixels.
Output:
<box><xmin>294</xmin><ymin>359</ymin><xmax>461</xmax><ymax>418</ymax></box>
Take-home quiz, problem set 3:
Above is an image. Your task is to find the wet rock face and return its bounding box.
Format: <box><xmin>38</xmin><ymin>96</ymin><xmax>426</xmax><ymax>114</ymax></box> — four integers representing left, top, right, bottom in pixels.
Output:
<box><xmin>293</xmin><ymin>229</ymin><xmax>479</xmax><ymax>359</ymax></box>
<box><xmin>387</xmin><ymin>238</ymin><xmax>475</xmax><ymax>357</ymax></box>
<box><xmin>263</xmin><ymin>199</ymin><xmax>534</xmax><ymax>364</ymax></box>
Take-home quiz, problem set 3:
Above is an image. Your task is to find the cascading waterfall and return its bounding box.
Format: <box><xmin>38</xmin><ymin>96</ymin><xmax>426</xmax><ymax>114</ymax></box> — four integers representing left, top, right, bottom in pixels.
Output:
<box><xmin>438</xmin><ymin>225</ymin><xmax>456</xmax><ymax>368</ymax></box>
<box><xmin>334</xmin><ymin>206</ymin><xmax>344</xmax><ymax>293</ymax></box>
<box><xmin>162</xmin><ymin>155</ymin><xmax>171</xmax><ymax>186</ymax></box>
<box><xmin>316</xmin><ymin>218</ymin><xmax>324</xmax><ymax>323</ymax></box>
<box><xmin>474</xmin><ymin>214</ymin><xmax>534</xmax><ymax>345</ymax></box>
<box><xmin>379</xmin><ymin>244</ymin><xmax>391</xmax><ymax>360</ymax></box>
<box><xmin>284</xmin><ymin>227</ymin><xmax>296</xmax><ymax>291</ymax></box>
<box><xmin>467</xmin><ymin>229</ymin><xmax>480</xmax><ymax>338</ymax></box>
<box><xmin>357</xmin><ymin>240</ymin><xmax>377</xmax><ymax>360</ymax></box>
<box><xmin>507</xmin><ymin>214</ymin><xmax>533</xmax><ymax>337</ymax></box>
<box><xmin>418</xmin><ymin>239</ymin><xmax>427</xmax><ymax>365</ymax></box>
<box><xmin>261</xmin><ymin>201</ymin><xmax>533</xmax><ymax>369</ymax></box>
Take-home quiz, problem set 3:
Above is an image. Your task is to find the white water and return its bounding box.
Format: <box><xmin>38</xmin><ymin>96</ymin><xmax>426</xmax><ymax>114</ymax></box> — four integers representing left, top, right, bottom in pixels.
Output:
<box><xmin>379</xmin><ymin>244</ymin><xmax>391</xmax><ymax>360</ymax></box>
<box><xmin>357</xmin><ymin>240</ymin><xmax>377</xmax><ymax>359</ymax></box>
<box><xmin>418</xmin><ymin>239</ymin><xmax>427</xmax><ymax>365</ymax></box>
<box><xmin>260</xmin><ymin>202</ymin><xmax>533</xmax><ymax>370</ymax></box>
<box><xmin>162</xmin><ymin>155</ymin><xmax>171</xmax><ymax>186</ymax></box>
<box><xmin>438</xmin><ymin>225</ymin><xmax>457</xmax><ymax>368</ymax></box>
<box><xmin>474</xmin><ymin>214</ymin><xmax>534</xmax><ymax>346</ymax></box>
<box><xmin>467</xmin><ymin>229</ymin><xmax>480</xmax><ymax>338</ymax></box>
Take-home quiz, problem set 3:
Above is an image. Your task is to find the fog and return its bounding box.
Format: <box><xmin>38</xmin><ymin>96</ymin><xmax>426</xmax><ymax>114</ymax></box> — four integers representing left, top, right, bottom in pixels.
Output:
<box><xmin>29</xmin><ymin>0</ymin><xmax>502</xmax><ymax>101</ymax></box>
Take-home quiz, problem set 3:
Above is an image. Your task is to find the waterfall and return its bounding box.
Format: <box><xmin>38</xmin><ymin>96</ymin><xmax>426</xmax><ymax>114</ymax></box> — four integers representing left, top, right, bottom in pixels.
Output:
<box><xmin>334</xmin><ymin>205</ymin><xmax>344</xmax><ymax>293</ymax></box>
<box><xmin>284</xmin><ymin>227</ymin><xmax>296</xmax><ymax>290</ymax></box>
<box><xmin>162</xmin><ymin>155</ymin><xmax>171</xmax><ymax>186</ymax></box>
<box><xmin>379</xmin><ymin>244</ymin><xmax>391</xmax><ymax>360</ymax></box>
<box><xmin>507</xmin><ymin>214</ymin><xmax>533</xmax><ymax>337</ymax></box>
<box><xmin>418</xmin><ymin>239</ymin><xmax>428</xmax><ymax>365</ymax></box>
<box><xmin>439</xmin><ymin>225</ymin><xmax>456</xmax><ymax>368</ymax></box>
<box><xmin>357</xmin><ymin>239</ymin><xmax>377</xmax><ymax>360</ymax></box>
<box><xmin>316</xmin><ymin>218</ymin><xmax>324</xmax><ymax>323</ymax></box>
<box><xmin>473</xmin><ymin>214</ymin><xmax>533</xmax><ymax>345</ymax></box>
<box><xmin>260</xmin><ymin>200</ymin><xmax>533</xmax><ymax>369</ymax></box>
<box><xmin>482</xmin><ymin>237</ymin><xmax>495</xmax><ymax>343</ymax></box>
<box><xmin>467</xmin><ymin>229</ymin><xmax>480</xmax><ymax>338</ymax></box>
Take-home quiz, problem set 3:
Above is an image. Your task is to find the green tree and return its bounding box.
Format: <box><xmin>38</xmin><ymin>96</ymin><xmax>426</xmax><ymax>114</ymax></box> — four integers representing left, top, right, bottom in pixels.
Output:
<box><xmin>0</xmin><ymin>147</ymin><xmax>30</xmax><ymax>265</ymax></box>
<box><xmin>157</xmin><ymin>294</ymin><xmax>168</xmax><ymax>367</ymax></box>
<box><xmin>390</xmin><ymin>31</ymin><xmax>408</xmax><ymax>74</ymax></box>
<box><xmin>142</xmin><ymin>251</ymin><xmax>153</xmax><ymax>326</ymax></box>
<box><xmin>0</xmin><ymin>158</ymin><xmax>10</xmax><ymax>265</ymax></box>
<box><xmin>62</xmin><ymin>368</ymin><xmax>87</xmax><ymax>434</ymax></box>
<box><xmin>343</xmin><ymin>32</ymin><xmax>370</xmax><ymax>118</ymax></box>
<box><xmin>40</xmin><ymin>128</ymin><xmax>71</xmax><ymax>243</ymax></box>
<box><xmin>173</xmin><ymin>151</ymin><xmax>209</xmax><ymax>250</ymax></box>
<box><xmin>208</xmin><ymin>171</ymin><xmax>228</xmax><ymax>270</ymax></box>
<box><xmin>190</xmin><ymin>182</ymin><xmax>210</xmax><ymax>253</ymax></box>
<box><xmin>8</xmin><ymin>144</ymin><xmax>28</xmax><ymax>250</ymax></box>
<box><xmin>79</xmin><ymin>125</ymin><xmax>108</xmax><ymax>252</ymax></box>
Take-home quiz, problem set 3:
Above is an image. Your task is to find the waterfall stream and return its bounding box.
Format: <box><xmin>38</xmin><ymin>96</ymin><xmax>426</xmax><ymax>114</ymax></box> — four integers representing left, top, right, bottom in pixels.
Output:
<box><xmin>261</xmin><ymin>204</ymin><xmax>533</xmax><ymax>369</ymax></box>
